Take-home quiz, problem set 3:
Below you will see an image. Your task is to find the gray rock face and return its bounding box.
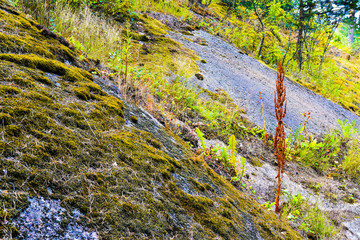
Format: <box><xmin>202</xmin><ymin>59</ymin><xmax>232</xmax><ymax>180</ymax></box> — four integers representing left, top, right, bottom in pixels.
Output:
<box><xmin>168</xmin><ymin>30</ymin><xmax>360</xmax><ymax>135</ymax></box>
<box><xmin>344</xmin><ymin>219</ymin><xmax>360</xmax><ymax>240</ymax></box>
<box><xmin>14</xmin><ymin>197</ymin><xmax>98</xmax><ymax>240</ymax></box>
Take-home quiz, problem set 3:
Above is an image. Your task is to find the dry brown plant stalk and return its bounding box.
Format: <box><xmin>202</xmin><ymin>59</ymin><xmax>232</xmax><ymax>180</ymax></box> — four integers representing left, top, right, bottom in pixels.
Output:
<box><xmin>301</xmin><ymin>111</ymin><xmax>311</xmax><ymax>141</ymax></box>
<box><xmin>274</xmin><ymin>61</ymin><xmax>287</xmax><ymax>214</ymax></box>
<box><xmin>259</xmin><ymin>91</ymin><xmax>268</xmax><ymax>145</ymax></box>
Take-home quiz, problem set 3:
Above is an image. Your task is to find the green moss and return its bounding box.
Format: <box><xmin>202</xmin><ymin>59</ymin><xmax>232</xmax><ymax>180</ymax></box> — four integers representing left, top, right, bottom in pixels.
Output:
<box><xmin>130</xmin><ymin>115</ymin><xmax>138</xmax><ymax>123</ymax></box>
<box><xmin>180</xmin><ymin>30</ymin><xmax>193</xmax><ymax>36</ymax></box>
<box><xmin>100</xmin><ymin>95</ymin><xmax>125</xmax><ymax>118</ymax></box>
<box><xmin>177</xmin><ymin>188</ymin><xmax>214</xmax><ymax>212</ymax></box>
<box><xmin>0</xmin><ymin>85</ymin><xmax>20</xmax><ymax>95</ymax></box>
<box><xmin>35</xmin><ymin>75</ymin><xmax>53</xmax><ymax>86</ymax></box>
<box><xmin>144</xmin><ymin>136</ymin><xmax>163</xmax><ymax>149</ymax></box>
<box><xmin>0</xmin><ymin>54</ymin><xmax>93</xmax><ymax>82</ymax></box>
<box><xmin>191</xmin><ymin>4</ymin><xmax>216</xmax><ymax>17</ymax></box>
<box><xmin>90</xmin><ymin>109</ymin><xmax>103</xmax><ymax>119</ymax></box>
<box><xmin>204</xmin><ymin>183</ymin><xmax>215</xmax><ymax>192</ymax></box>
<box><xmin>73</xmin><ymin>87</ymin><xmax>91</xmax><ymax>100</ymax></box>
<box><xmin>0</xmin><ymin>113</ymin><xmax>12</xmax><ymax>125</ymax></box>
<box><xmin>9</xmin><ymin>72</ymin><xmax>37</xmax><ymax>88</ymax></box>
<box><xmin>138</xmin><ymin>36</ymin><xmax>199</xmax><ymax>78</ymax></box>
<box><xmin>189</xmin><ymin>177</ymin><xmax>206</xmax><ymax>191</ymax></box>
<box><xmin>0</xmin><ymin>31</ymin><xmax>54</xmax><ymax>59</ymax></box>
<box><xmin>342</xmin><ymin>101</ymin><xmax>359</xmax><ymax>112</ymax></box>
<box><xmin>139</xmin><ymin>14</ymin><xmax>170</xmax><ymax>36</ymax></box>
<box><xmin>127</xmin><ymin>31</ymin><xmax>150</xmax><ymax>42</ymax></box>
<box><xmin>0</xmin><ymin>8</ymin><xmax>74</xmax><ymax>61</ymax></box>
<box><xmin>203</xmin><ymin>88</ymin><xmax>233</xmax><ymax>105</ymax></box>
<box><xmin>22</xmin><ymin>153</ymin><xmax>41</xmax><ymax>165</ymax></box>
<box><xmin>26</xmin><ymin>90</ymin><xmax>53</xmax><ymax>102</ymax></box>
<box><xmin>79</xmin><ymin>81</ymin><xmax>104</xmax><ymax>95</ymax></box>
<box><xmin>5</xmin><ymin>124</ymin><xmax>21</xmax><ymax>137</ymax></box>
<box><xmin>250</xmin><ymin>157</ymin><xmax>263</xmax><ymax>167</ymax></box>
<box><xmin>7</xmin><ymin>106</ymin><xmax>31</xmax><ymax>117</ymax></box>
<box><xmin>72</xmin><ymin>82</ymin><xmax>106</xmax><ymax>101</ymax></box>
<box><xmin>161</xmin><ymin>169</ymin><xmax>172</xmax><ymax>179</ymax></box>
<box><xmin>202</xmin><ymin>215</ymin><xmax>235</xmax><ymax>237</ymax></box>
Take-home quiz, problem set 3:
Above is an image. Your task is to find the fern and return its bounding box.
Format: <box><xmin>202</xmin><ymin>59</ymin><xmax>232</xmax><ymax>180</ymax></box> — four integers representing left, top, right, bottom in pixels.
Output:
<box><xmin>221</xmin><ymin>146</ymin><xmax>229</xmax><ymax>169</ymax></box>
<box><xmin>238</xmin><ymin>156</ymin><xmax>247</xmax><ymax>184</ymax></box>
<box><xmin>196</xmin><ymin>128</ymin><xmax>207</xmax><ymax>151</ymax></box>
<box><xmin>228</xmin><ymin>135</ymin><xmax>237</xmax><ymax>167</ymax></box>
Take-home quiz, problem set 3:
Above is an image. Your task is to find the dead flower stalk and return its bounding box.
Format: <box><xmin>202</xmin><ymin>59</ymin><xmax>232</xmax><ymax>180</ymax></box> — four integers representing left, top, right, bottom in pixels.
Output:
<box><xmin>302</xmin><ymin>111</ymin><xmax>311</xmax><ymax>142</ymax></box>
<box><xmin>274</xmin><ymin>61</ymin><xmax>287</xmax><ymax>214</ymax></box>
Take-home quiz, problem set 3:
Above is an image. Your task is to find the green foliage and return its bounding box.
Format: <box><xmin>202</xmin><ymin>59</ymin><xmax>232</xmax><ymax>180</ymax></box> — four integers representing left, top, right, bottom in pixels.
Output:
<box><xmin>52</xmin><ymin>3</ymin><xmax>122</xmax><ymax>63</ymax></box>
<box><xmin>228</xmin><ymin>134</ymin><xmax>237</xmax><ymax>166</ymax></box>
<box><xmin>281</xmin><ymin>190</ymin><xmax>339</xmax><ymax>239</ymax></box>
<box><xmin>338</xmin><ymin>119</ymin><xmax>358</xmax><ymax>139</ymax></box>
<box><xmin>0</xmin><ymin>0</ymin><xmax>342</xmax><ymax>238</ymax></box>
<box><xmin>108</xmin><ymin>35</ymin><xmax>132</xmax><ymax>75</ymax></box>
<box><xmin>196</xmin><ymin>128</ymin><xmax>207</xmax><ymax>151</ymax></box>
<box><xmin>292</xmin><ymin>120</ymin><xmax>359</xmax><ymax>174</ymax></box>
<box><xmin>342</xmin><ymin>138</ymin><xmax>360</xmax><ymax>181</ymax></box>
<box><xmin>220</xmin><ymin>146</ymin><xmax>230</xmax><ymax>169</ymax></box>
<box><xmin>262</xmin><ymin>201</ymin><xmax>276</xmax><ymax>210</ymax></box>
<box><xmin>339</xmin><ymin>120</ymin><xmax>360</xmax><ymax>182</ymax></box>
<box><xmin>194</xmin><ymin>133</ymin><xmax>247</xmax><ymax>185</ymax></box>
<box><xmin>294</xmin><ymin>134</ymin><xmax>341</xmax><ymax>172</ymax></box>
<box><xmin>235</xmin><ymin>156</ymin><xmax>247</xmax><ymax>184</ymax></box>
<box><xmin>300</xmin><ymin>207</ymin><xmax>339</xmax><ymax>239</ymax></box>
<box><xmin>281</xmin><ymin>191</ymin><xmax>304</xmax><ymax>221</ymax></box>
<box><xmin>287</xmin><ymin>120</ymin><xmax>345</xmax><ymax>172</ymax></box>
<box><xmin>204</xmin><ymin>1</ymin><xmax>360</xmax><ymax>116</ymax></box>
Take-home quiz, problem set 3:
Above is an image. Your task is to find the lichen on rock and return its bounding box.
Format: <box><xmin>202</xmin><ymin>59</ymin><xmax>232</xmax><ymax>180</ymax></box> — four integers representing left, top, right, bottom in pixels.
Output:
<box><xmin>14</xmin><ymin>197</ymin><xmax>98</xmax><ymax>239</ymax></box>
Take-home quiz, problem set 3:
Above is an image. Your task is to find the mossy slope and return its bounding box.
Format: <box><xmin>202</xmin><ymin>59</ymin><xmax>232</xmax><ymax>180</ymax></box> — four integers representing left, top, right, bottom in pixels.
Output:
<box><xmin>0</xmin><ymin>1</ymin><xmax>301</xmax><ymax>239</ymax></box>
<box><xmin>0</xmin><ymin>0</ymin><xmax>74</xmax><ymax>62</ymax></box>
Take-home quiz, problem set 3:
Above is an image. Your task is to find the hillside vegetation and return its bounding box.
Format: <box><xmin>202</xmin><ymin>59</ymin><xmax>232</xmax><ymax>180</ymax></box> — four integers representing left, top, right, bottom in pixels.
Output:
<box><xmin>1</xmin><ymin>0</ymin><xmax>360</xmax><ymax>239</ymax></box>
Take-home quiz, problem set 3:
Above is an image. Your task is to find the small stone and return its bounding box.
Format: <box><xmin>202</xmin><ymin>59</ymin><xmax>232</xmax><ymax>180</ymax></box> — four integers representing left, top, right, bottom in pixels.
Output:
<box><xmin>194</xmin><ymin>37</ymin><xmax>208</xmax><ymax>46</ymax></box>
<box><xmin>195</xmin><ymin>73</ymin><xmax>204</xmax><ymax>80</ymax></box>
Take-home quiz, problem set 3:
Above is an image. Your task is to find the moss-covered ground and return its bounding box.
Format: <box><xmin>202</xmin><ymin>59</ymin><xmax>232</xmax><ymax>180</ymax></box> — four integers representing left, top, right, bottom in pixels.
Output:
<box><xmin>0</xmin><ymin>1</ymin><xmax>302</xmax><ymax>239</ymax></box>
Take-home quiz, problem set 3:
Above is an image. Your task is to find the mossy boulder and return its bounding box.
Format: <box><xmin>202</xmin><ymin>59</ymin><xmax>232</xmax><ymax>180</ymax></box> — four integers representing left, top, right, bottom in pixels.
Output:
<box><xmin>0</xmin><ymin>1</ymin><xmax>302</xmax><ymax>239</ymax></box>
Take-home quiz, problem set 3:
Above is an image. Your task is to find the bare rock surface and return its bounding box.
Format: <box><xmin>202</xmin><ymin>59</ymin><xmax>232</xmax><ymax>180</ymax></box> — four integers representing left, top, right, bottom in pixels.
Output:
<box><xmin>14</xmin><ymin>197</ymin><xmax>98</xmax><ymax>240</ymax></box>
<box><xmin>168</xmin><ymin>30</ymin><xmax>360</xmax><ymax>135</ymax></box>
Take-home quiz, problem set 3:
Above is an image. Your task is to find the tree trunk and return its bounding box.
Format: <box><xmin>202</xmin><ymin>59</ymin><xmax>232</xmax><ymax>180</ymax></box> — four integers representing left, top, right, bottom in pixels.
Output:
<box><xmin>318</xmin><ymin>22</ymin><xmax>339</xmax><ymax>78</ymax></box>
<box><xmin>296</xmin><ymin>0</ymin><xmax>304</xmax><ymax>71</ymax></box>
<box><xmin>253</xmin><ymin>0</ymin><xmax>265</xmax><ymax>57</ymax></box>
<box><xmin>349</xmin><ymin>9</ymin><xmax>355</xmax><ymax>44</ymax></box>
<box><xmin>282</xmin><ymin>28</ymin><xmax>293</xmax><ymax>66</ymax></box>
